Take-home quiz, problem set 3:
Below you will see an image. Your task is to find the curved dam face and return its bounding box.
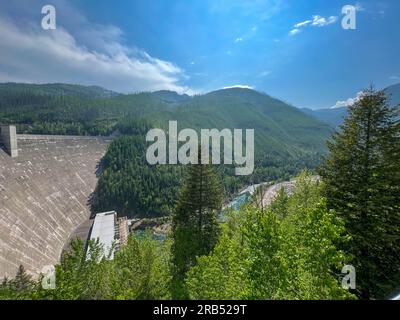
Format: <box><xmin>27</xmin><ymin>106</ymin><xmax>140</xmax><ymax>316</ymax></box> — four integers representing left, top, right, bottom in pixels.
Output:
<box><xmin>0</xmin><ymin>134</ymin><xmax>110</xmax><ymax>278</ymax></box>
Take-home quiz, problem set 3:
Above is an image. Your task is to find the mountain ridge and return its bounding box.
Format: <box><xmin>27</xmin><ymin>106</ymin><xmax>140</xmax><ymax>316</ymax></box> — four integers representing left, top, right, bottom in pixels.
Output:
<box><xmin>301</xmin><ymin>83</ymin><xmax>400</xmax><ymax>128</ymax></box>
<box><xmin>0</xmin><ymin>82</ymin><xmax>333</xmax><ymax>158</ymax></box>
<box><xmin>147</xmin><ymin>87</ymin><xmax>333</xmax><ymax>157</ymax></box>
<box><xmin>0</xmin><ymin>82</ymin><xmax>119</xmax><ymax>100</ymax></box>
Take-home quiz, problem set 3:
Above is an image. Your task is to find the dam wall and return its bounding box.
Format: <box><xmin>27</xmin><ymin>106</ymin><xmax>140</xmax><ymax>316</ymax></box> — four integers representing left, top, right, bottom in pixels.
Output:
<box><xmin>0</xmin><ymin>134</ymin><xmax>111</xmax><ymax>278</ymax></box>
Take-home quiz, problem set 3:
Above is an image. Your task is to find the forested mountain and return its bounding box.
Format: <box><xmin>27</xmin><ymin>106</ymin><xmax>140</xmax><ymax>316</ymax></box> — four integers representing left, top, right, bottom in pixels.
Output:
<box><xmin>0</xmin><ymin>82</ymin><xmax>334</xmax><ymax>217</ymax></box>
<box><xmin>0</xmin><ymin>83</ymin><xmax>332</xmax><ymax>155</ymax></box>
<box><xmin>301</xmin><ymin>107</ymin><xmax>348</xmax><ymax>128</ymax></box>
<box><xmin>0</xmin><ymin>89</ymin><xmax>168</xmax><ymax>135</ymax></box>
<box><xmin>149</xmin><ymin>88</ymin><xmax>333</xmax><ymax>156</ymax></box>
<box><xmin>0</xmin><ymin>83</ymin><xmax>118</xmax><ymax>107</ymax></box>
<box><xmin>301</xmin><ymin>83</ymin><xmax>400</xmax><ymax>128</ymax></box>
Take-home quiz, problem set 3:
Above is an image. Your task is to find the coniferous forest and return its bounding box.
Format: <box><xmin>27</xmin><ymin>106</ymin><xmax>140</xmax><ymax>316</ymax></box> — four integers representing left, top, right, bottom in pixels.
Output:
<box><xmin>2</xmin><ymin>0</ymin><xmax>400</xmax><ymax>306</ymax></box>
<box><xmin>1</xmin><ymin>86</ymin><xmax>399</xmax><ymax>300</ymax></box>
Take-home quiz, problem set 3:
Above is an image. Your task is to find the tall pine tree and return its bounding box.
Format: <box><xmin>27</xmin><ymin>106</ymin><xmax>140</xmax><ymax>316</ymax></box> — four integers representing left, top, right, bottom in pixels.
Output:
<box><xmin>319</xmin><ymin>87</ymin><xmax>400</xmax><ymax>299</ymax></box>
<box><xmin>171</xmin><ymin>149</ymin><xmax>223</xmax><ymax>298</ymax></box>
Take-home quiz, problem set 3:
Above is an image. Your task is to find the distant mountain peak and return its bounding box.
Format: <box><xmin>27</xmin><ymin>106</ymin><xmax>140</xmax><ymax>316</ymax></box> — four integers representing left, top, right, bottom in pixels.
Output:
<box><xmin>209</xmin><ymin>86</ymin><xmax>260</xmax><ymax>95</ymax></box>
<box><xmin>151</xmin><ymin>90</ymin><xmax>191</xmax><ymax>103</ymax></box>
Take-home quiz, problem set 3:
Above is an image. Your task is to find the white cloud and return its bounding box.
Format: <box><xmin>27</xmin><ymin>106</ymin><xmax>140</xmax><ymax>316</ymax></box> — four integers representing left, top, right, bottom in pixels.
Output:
<box><xmin>294</xmin><ymin>20</ymin><xmax>312</xmax><ymax>28</ymax></box>
<box><xmin>251</xmin><ymin>26</ymin><xmax>258</xmax><ymax>32</ymax></box>
<box><xmin>311</xmin><ymin>15</ymin><xmax>338</xmax><ymax>27</ymax></box>
<box><xmin>390</xmin><ymin>75</ymin><xmax>400</xmax><ymax>81</ymax></box>
<box><xmin>223</xmin><ymin>85</ymin><xmax>254</xmax><ymax>90</ymax></box>
<box><xmin>332</xmin><ymin>91</ymin><xmax>365</xmax><ymax>109</ymax></box>
<box><xmin>0</xmin><ymin>4</ymin><xmax>191</xmax><ymax>94</ymax></box>
<box><xmin>289</xmin><ymin>28</ymin><xmax>301</xmax><ymax>36</ymax></box>
<box><xmin>291</xmin><ymin>14</ymin><xmax>338</xmax><ymax>35</ymax></box>
<box><xmin>234</xmin><ymin>37</ymin><xmax>243</xmax><ymax>43</ymax></box>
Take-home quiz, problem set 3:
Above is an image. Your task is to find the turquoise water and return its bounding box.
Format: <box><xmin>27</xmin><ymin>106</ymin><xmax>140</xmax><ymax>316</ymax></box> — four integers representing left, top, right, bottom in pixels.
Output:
<box><xmin>226</xmin><ymin>192</ymin><xmax>251</xmax><ymax>211</ymax></box>
<box><xmin>218</xmin><ymin>191</ymin><xmax>251</xmax><ymax>221</ymax></box>
<box><xmin>133</xmin><ymin>190</ymin><xmax>252</xmax><ymax>239</ymax></box>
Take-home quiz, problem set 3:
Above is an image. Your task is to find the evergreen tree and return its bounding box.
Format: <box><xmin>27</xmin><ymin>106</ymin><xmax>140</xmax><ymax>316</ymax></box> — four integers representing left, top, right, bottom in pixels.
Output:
<box><xmin>171</xmin><ymin>150</ymin><xmax>223</xmax><ymax>298</ymax></box>
<box><xmin>319</xmin><ymin>87</ymin><xmax>400</xmax><ymax>299</ymax></box>
<box><xmin>7</xmin><ymin>265</ymin><xmax>34</xmax><ymax>299</ymax></box>
<box><xmin>13</xmin><ymin>265</ymin><xmax>33</xmax><ymax>291</ymax></box>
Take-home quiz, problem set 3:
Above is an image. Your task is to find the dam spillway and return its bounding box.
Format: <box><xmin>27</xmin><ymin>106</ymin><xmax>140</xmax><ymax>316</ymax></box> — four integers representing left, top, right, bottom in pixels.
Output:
<box><xmin>0</xmin><ymin>134</ymin><xmax>111</xmax><ymax>278</ymax></box>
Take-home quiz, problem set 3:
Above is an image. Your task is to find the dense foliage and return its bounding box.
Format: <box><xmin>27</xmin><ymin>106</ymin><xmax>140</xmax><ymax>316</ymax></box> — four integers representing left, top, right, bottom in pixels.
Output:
<box><xmin>319</xmin><ymin>88</ymin><xmax>400</xmax><ymax>299</ymax></box>
<box><xmin>93</xmin><ymin>132</ymin><xmax>320</xmax><ymax>218</ymax></box>
<box><xmin>0</xmin><ymin>173</ymin><xmax>355</xmax><ymax>300</ymax></box>
<box><xmin>92</xmin><ymin>134</ymin><xmax>182</xmax><ymax>217</ymax></box>
<box><xmin>0</xmin><ymin>83</ymin><xmax>167</xmax><ymax>135</ymax></box>
<box><xmin>185</xmin><ymin>173</ymin><xmax>354</xmax><ymax>300</ymax></box>
<box><xmin>0</xmin><ymin>233</ymin><xmax>172</xmax><ymax>300</ymax></box>
<box><xmin>91</xmin><ymin>117</ymin><xmax>182</xmax><ymax>217</ymax></box>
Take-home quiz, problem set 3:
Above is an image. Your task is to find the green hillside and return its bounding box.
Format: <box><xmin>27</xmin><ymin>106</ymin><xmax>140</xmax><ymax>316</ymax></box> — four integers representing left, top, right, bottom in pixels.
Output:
<box><xmin>0</xmin><ymin>83</ymin><xmax>118</xmax><ymax>105</ymax></box>
<box><xmin>151</xmin><ymin>90</ymin><xmax>191</xmax><ymax>104</ymax></box>
<box><xmin>0</xmin><ymin>84</ymin><xmax>333</xmax><ymax>157</ymax></box>
<box><xmin>150</xmin><ymin>88</ymin><xmax>333</xmax><ymax>157</ymax></box>
<box><xmin>94</xmin><ymin>88</ymin><xmax>333</xmax><ymax>217</ymax></box>
<box><xmin>0</xmin><ymin>83</ymin><xmax>335</xmax><ymax>216</ymax></box>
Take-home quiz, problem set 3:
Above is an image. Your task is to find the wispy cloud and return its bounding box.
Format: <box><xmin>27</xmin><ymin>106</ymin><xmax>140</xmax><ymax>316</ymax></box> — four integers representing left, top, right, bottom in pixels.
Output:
<box><xmin>290</xmin><ymin>14</ymin><xmax>338</xmax><ymax>36</ymax></box>
<box><xmin>0</xmin><ymin>1</ymin><xmax>192</xmax><ymax>94</ymax></box>
<box><xmin>311</xmin><ymin>15</ymin><xmax>338</xmax><ymax>27</ymax></box>
<box><xmin>294</xmin><ymin>20</ymin><xmax>312</xmax><ymax>28</ymax></box>
<box><xmin>289</xmin><ymin>28</ymin><xmax>301</xmax><ymax>36</ymax></box>
<box><xmin>234</xmin><ymin>37</ymin><xmax>243</xmax><ymax>43</ymax></box>
<box><xmin>390</xmin><ymin>75</ymin><xmax>400</xmax><ymax>81</ymax></box>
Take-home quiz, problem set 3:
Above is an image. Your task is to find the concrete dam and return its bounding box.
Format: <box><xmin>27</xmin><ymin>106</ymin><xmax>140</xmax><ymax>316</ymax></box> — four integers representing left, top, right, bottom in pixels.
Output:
<box><xmin>0</xmin><ymin>126</ymin><xmax>111</xmax><ymax>278</ymax></box>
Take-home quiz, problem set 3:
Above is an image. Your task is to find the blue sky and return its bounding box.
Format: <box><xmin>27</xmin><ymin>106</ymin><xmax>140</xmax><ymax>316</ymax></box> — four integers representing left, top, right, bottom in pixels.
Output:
<box><xmin>0</xmin><ymin>0</ymin><xmax>399</xmax><ymax>109</ymax></box>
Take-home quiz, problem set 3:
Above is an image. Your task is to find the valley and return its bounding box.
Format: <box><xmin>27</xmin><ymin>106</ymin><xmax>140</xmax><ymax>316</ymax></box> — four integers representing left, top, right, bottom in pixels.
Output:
<box><xmin>0</xmin><ymin>82</ymin><xmax>399</xmax><ymax>300</ymax></box>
